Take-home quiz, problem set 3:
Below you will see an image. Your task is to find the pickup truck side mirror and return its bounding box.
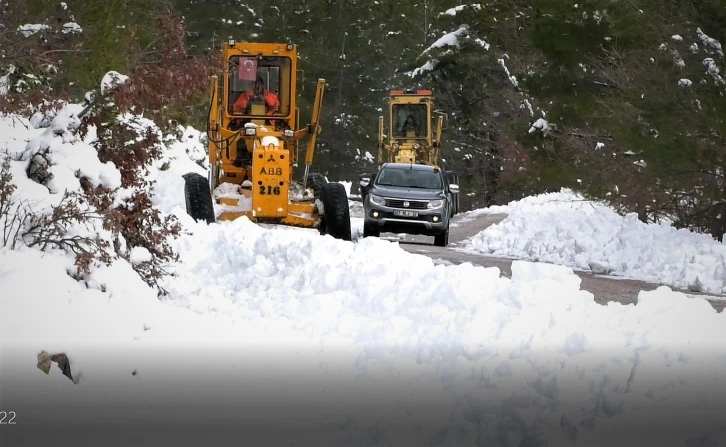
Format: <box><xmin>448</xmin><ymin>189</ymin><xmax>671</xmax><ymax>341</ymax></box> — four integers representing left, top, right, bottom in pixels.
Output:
<box><xmin>359</xmin><ymin>172</ymin><xmax>373</xmax><ymax>186</ymax></box>
<box><xmin>359</xmin><ymin>172</ymin><xmax>375</xmax><ymax>196</ymax></box>
<box><xmin>449</xmin><ymin>184</ymin><xmax>459</xmax><ymax>193</ymax></box>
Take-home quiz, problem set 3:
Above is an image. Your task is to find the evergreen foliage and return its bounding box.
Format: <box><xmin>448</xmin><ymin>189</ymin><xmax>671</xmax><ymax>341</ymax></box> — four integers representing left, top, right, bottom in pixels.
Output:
<box><xmin>3</xmin><ymin>0</ymin><xmax>726</xmax><ymax>237</ymax></box>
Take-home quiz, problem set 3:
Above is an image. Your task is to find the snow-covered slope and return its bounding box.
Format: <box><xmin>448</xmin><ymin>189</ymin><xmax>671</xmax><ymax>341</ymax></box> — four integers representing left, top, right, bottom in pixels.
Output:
<box><xmin>464</xmin><ymin>189</ymin><xmax>726</xmax><ymax>294</ymax></box>
<box><xmin>2</xmin><ymin>108</ymin><xmax>726</xmax><ymax>445</ymax></box>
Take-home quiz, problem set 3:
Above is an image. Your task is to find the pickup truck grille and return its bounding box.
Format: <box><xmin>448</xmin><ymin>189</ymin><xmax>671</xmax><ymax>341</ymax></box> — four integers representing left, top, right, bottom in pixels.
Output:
<box><xmin>384</xmin><ymin>198</ymin><xmax>429</xmax><ymax>209</ymax></box>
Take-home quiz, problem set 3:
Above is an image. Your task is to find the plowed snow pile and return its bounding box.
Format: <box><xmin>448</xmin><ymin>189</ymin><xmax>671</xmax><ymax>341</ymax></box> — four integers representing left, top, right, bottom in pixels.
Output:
<box><xmin>465</xmin><ymin>189</ymin><xmax>726</xmax><ymax>295</ymax></box>
<box><xmin>2</xmin><ymin>108</ymin><xmax>726</xmax><ymax>446</ymax></box>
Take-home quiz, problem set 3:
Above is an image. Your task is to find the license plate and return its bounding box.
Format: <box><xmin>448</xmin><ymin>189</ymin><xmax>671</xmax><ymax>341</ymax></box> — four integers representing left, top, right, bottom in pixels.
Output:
<box><xmin>393</xmin><ymin>210</ymin><xmax>418</xmax><ymax>217</ymax></box>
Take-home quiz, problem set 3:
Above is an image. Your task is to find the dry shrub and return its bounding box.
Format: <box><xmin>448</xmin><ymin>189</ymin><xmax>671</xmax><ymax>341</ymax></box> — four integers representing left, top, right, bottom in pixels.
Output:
<box><xmin>110</xmin><ymin>4</ymin><xmax>214</xmax><ymax>132</ymax></box>
<box><xmin>71</xmin><ymin>7</ymin><xmax>210</xmax><ymax>295</ymax></box>
<box><xmin>1</xmin><ymin>157</ymin><xmax>113</xmax><ymax>275</ymax></box>
<box><xmin>3</xmin><ymin>6</ymin><xmax>210</xmax><ymax>296</ymax></box>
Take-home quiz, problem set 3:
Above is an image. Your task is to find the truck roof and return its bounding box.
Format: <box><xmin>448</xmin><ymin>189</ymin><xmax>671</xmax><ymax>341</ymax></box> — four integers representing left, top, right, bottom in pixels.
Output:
<box><xmin>390</xmin><ymin>89</ymin><xmax>432</xmax><ymax>96</ymax></box>
<box><xmin>381</xmin><ymin>162</ymin><xmax>439</xmax><ymax>172</ymax></box>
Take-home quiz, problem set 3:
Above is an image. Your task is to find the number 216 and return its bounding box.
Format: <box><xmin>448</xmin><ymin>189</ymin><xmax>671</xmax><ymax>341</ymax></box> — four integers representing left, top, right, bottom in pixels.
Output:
<box><xmin>259</xmin><ymin>185</ymin><xmax>281</xmax><ymax>195</ymax></box>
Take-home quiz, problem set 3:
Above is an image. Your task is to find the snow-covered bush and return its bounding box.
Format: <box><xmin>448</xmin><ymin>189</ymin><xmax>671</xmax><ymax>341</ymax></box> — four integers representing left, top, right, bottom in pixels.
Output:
<box><xmin>0</xmin><ymin>3</ymin><xmax>214</xmax><ymax>296</ymax></box>
<box><xmin>1</xmin><ymin>75</ymin><xmax>201</xmax><ymax>296</ymax></box>
<box><xmin>0</xmin><ymin>154</ymin><xmax>115</xmax><ymax>273</ymax></box>
<box><xmin>76</xmin><ymin>100</ymin><xmax>183</xmax><ymax>293</ymax></box>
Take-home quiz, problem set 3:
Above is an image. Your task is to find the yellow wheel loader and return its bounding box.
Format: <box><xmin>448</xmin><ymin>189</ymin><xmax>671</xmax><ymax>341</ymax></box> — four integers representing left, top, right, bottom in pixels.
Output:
<box><xmin>359</xmin><ymin>89</ymin><xmax>461</xmax><ymax>215</ymax></box>
<box><xmin>182</xmin><ymin>40</ymin><xmax>351</xmax><ymax>241</ymax></box>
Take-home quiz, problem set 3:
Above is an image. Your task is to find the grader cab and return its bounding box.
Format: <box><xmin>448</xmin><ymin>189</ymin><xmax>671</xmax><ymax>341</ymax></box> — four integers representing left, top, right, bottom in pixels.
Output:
<box><xmin>377</xmin><ymin>89</ymin><xmax>445</xmax><ymax>166</ymax></box>
<box><xmin>182</xmin><ymin>41</ymin><xmax>351</xmax><ymax>240</ymax></box>
<box><xmin>359</xmin><ymin>89</ymin><xmax>460</xmax><ymax>214</ymax></box>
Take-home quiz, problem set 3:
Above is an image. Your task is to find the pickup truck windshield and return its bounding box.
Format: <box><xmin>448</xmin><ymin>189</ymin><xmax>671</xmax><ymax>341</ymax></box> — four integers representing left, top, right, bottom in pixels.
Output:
<box><xmin>375</xmin><ymin>168</ymin><xmax>442</xmax><ymax>189</ymax></box>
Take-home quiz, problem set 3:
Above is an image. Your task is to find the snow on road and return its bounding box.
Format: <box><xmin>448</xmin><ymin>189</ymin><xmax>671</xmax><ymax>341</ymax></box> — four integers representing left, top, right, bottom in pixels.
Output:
<box><xmin>2</xmin><ymin>105</ymin><xmax>726</xmax><ymax>444</ymax></box>
<box><xmin>464</xmin><ymin>189</ymin><xmax>726</xmax><ymax>295</ymax></box>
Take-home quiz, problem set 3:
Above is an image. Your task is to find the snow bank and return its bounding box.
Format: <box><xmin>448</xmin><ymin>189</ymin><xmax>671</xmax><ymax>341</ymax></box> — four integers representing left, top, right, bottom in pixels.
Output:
<box><xmin>465</xmin><ymin>189</ymin><xmax>726</xmax><ymax>294</ymax></box>
<box><xmin>455</xmin><ymin>188</ymin><xmax>591</xmax><ymax>226</ymax></box>
<box><xmin>5</xmin><ymin>215</ymin><xmax>726</xmax><ymax>443</ymax></box>
<box><xmin>14</xmin><ymin>103</ymin><xmax>122</xmax><ymax>195</ymax></box>
<box><xmin>6</xmin><ymin>208</ymin><xmax>721</xmax><ymax>443</ymax></box>
<box><xmin>147</xmin><ymin>125</ymin><xmax>208</xmax><ymax>218</ymax></box>
<box><xmin>4</xmin><ymin>108</ymin><xmax>726</xmax><ymax>444</ymax></box>
<box><xmin>0</xmin><ymin>248</ymin><xmax>275</xmax><ymax>427</ymax></box>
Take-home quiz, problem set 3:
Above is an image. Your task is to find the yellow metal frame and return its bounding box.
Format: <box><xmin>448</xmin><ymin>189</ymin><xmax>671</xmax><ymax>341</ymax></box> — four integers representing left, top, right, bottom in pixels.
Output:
<box><xmin>377</xmin><ymin>90</ymin><xmax>445</xmax><ymax>167</ymax></box>
<box><xmin>206</xmin><ymin>42</ymin><xmax>326</xmax><ymax>227</ymax></box>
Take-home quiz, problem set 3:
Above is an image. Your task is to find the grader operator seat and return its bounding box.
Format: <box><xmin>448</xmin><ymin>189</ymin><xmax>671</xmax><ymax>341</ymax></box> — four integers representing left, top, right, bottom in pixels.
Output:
<box><xmin>398</xmin><ymin>114</ymin><xmax>419</xmax><ymax>137</ymax></box>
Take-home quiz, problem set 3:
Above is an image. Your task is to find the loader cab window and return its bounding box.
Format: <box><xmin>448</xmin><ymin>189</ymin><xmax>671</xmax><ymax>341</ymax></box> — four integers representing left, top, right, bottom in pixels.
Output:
<box><xmin>392</xmin><ymin>103</ymin><xmax>428</xmax><ymax>139</ymax></box>
<box><xmin>228</xmin><ymin>55</ymin><xmax>292</xmax><ymax>119</ymax></box>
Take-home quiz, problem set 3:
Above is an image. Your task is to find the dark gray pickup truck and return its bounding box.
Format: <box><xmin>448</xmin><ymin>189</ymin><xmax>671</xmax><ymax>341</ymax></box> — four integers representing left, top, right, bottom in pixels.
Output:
<box><xmin>360</xmin><ymin>163</ymin><xmax>459</xmax><ymax>246</ymax></box>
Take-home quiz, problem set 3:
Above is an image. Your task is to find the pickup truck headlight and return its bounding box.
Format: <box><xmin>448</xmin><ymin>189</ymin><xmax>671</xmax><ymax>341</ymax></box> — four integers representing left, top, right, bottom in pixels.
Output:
<box><xmin>369</xmin><ymin>194</ymin><xmax>386</xmax><ymax>207</ymax></box>
<box><xmin>427</xmin><ymin>199</ymin><xmax>444</xmax><ymax>209</ymax></box>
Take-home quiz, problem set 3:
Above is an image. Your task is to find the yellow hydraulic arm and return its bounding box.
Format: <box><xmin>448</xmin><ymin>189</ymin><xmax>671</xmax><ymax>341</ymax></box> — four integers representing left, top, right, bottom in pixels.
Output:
<box><xmin>206</xmin><ymin>75</ymin><xmax>222</xmax><ymax>187</ymax></box>
<box><xmin>434</xmin><ymin>115</ymin><xmax>443</xmax><ymax>144</ymax></box>
<box><xmin>377</xmin><ymin>115</ymin><xmax>384</xmax><ymax>164</ymax></box>
<box><xmin>433</xmin><ymin>114</ymin><xmax>444</xmax><ymax>162</ymax></box>
<box><xmin>298</xmin><ymin>79</ymin><xmax>325</xmax><ymax>185</ymax></box>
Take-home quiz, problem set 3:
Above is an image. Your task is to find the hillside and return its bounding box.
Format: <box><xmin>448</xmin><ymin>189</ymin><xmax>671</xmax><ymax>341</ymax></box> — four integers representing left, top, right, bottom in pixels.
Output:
<box><xmin>3</xmin><ymin>0</ymin><xmax>726</xmax><ymax>239</ymax></box>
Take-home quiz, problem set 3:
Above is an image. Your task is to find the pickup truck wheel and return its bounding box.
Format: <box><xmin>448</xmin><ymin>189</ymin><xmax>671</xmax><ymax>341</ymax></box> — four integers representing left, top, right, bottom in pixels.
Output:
<box><xmin>433</xmin><ymin>226</ymin><xmax>449</xmax><ymax>247</ymax></box>
<box><xmin>182</xmin><ymin>172</ymin><xmax>216</xmax><ymax>224</ymax></box>
<box><xmin>363</xmin><ymin>224</ymin><xmax>380</xmax><ymax>238</ymax></box>
<box><xmin>319</xmin><ymin>182</ymin><xmax>351</xmax><ymax>241</ymax></box>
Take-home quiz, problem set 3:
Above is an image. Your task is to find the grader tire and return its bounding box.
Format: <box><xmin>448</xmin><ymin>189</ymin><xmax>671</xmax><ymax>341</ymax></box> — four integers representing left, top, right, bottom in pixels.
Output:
<box><xmin>306</xmin><ymin>173</ymin><xmax>327</xmax><ymax>198</ymax></box>
<box><xmin>182</xmin><ymin>172</ymin><xmax>215</xmax><ymax>224</ymax></box>
<box><xmin>320</xmin><ymin>182</ymin><xmax>351</xmax><ymax>241</ymax></box>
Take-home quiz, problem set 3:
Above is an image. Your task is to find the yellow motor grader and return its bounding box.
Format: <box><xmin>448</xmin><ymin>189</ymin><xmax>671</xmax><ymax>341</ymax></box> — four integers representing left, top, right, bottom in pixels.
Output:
<box><xmin>182</xmin><ymin>40</ymin><xmax>351</xmax><ymax>240</ymax></box>
<box><xmin>359</xmin><ymin>89</ymin><xmax>460</xmax><ymax>214</ymax></box>
<box><xmin>377</xmin><ymin>89</ymin><xmax>444</xmax><ymax>166</ymax></box>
